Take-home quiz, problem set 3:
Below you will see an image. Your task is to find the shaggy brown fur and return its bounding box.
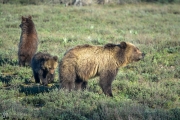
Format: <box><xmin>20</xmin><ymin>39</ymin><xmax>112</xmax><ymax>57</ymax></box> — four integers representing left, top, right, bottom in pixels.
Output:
<box><xmin>31</xmin><ymin>52</ymin><xmax>58</xmax><ymax>86</ymax></box>
<box><xmin>18</xmin><ymin>15</ymin><xmax>38</xmax><ymax>66</ymax></box>
<box><xmin>59</xmin><ymin>41</ymin><xmax>145</xmax><ymax>97</ymax></box>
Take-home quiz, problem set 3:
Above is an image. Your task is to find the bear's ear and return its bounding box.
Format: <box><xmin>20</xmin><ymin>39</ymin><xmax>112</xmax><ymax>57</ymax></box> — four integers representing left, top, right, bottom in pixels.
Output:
<box><xmin>119</xmin><ymin>42</ymin><xmax>127</xmax><ymax>49</ymax></box>
<box><xmin>104</xmin><ymin>43</ymin><xmax>116</xmax><ymax>48</ymax></box>
<box><xmin>28</xmin><ymin>15</ymin><xmax>32</xmax><ymax>20</ymax></box>
<box><xmin>43</xmin><ymin>56</ymin><xmax>49</xmax><ymax>61</ymax></box>
<box><xmin>53</xmin><ymin>56</ymin><xmax>58</xmax><ymax>61</ymax></box>
<box><xmin>22</xmin><ymin>16</ymin><xmax>26</xmax><ymax>21</ymax></box>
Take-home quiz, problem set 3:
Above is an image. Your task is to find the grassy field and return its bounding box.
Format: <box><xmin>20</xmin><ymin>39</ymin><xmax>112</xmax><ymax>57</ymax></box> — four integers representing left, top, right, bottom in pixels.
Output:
<box><xmin>0</xmin><ymin>2</ymin><xmax>180</xmax><ymax>120</ymax></box>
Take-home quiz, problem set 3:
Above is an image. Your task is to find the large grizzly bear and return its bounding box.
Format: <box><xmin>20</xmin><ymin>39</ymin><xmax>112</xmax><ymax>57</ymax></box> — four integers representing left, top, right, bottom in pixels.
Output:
<box><xmin>31</xmin><ymin>52</ymin><xmax>58</xmax><ymax>86</ymax></box>
<box><xmin>59</xmin><ymin>42</ymin><xmax>145</xmax><ymax>97</ymax></box>
<box><xmin>18</xmin><ymin>15</ymin><xmax>38</xmax><ymax>67</ymax></box>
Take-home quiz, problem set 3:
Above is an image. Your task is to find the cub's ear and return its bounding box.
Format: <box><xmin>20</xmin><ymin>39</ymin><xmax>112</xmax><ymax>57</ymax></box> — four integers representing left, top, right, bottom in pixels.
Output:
<box><xmin>119</xmin><ymin>41</ymin><xmax>127</xmax><ymax>49</ymax></box>
<box><xmin>104</xmin><ymin>43</ymin><xmax>116</xmax><ymax>49</ymax></box>
<box><xmin>53</xmin><ymin>56</ymin><xmax>58</xmax><ymax>61</ymax></box>
<box><xmin>28</xmin><ymin>15</ymin><xmax>32</xmax><ymax>20</ymax></box>
<box><xmin>22</xmin><ymin>16</ymin><xmax>26</xmax><ymax>21</ymax></box>
<box><xmin>43</xmin><ymin>56</ymin><xmax>49</xmax><ymax>61</ymax></box>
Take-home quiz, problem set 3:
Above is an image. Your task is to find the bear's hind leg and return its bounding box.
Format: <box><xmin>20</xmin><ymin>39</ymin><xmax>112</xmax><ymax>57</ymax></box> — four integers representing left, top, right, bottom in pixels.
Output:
<box><xmin>81</xmin><ymin>81</ymin><xmax>87</xmax><ymax>90</ymax></box>
<box><xmin>68</xmin><ymin>81</ymin><xmax>74</xmax><ymax>91</ymax></box>
<box><xmin>75</xmin><ymin>76</ymin><xmax>87</xmax><ymax>91</ymax></box>
<box><xmin>75</xmin><ymin>78</ymin><xmax>83</xmax><ymax>91</ymax></box>
<box><xmin>26</xmin><ymin>55</ymin><xmax>32</xmax><ymax>66</ymax></box>
<box><xmin>18</xmin><ymin>55</ymin><xmax>26</xmax><ymax>66</ymax></box>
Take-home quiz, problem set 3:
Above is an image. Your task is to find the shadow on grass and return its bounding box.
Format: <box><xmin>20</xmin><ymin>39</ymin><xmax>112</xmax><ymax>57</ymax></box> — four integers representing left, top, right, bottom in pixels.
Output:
<box><xmin>0</xmin><ymin>71</ymin><xmax>59</xmax><ymax>95</ymax></box>
<box><xmin>0</xmin><ymin>74</ymin><xmax>16</xmax><ymax>87</ymax></box>
<box><xmin>19</xmin><ymin>83</ymin><xmax>59</xmax><ymax>95</ymax></box>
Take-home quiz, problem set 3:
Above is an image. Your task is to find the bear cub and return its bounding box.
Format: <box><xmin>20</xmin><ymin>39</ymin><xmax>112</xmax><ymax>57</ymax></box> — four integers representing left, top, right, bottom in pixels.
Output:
<box><xmin>18</xmin><ymin>15</ymin><xmax>38</xmax><ymax>66</ymax></box>
<box><xmin>59</xmin><ymin>41</ymin><xmax>145</xmax><ymax>97</ymax></box>
<box><xmin>31</xmin><ymin>52</ymin><xmax>58</xmax><ymax>86</ymax></box>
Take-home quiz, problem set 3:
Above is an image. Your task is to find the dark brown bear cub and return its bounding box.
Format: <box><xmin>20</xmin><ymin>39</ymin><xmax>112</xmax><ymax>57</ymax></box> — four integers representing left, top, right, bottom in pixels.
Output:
<box><xmin>31</xmin><ymin>52</ymin><xmax>58</xmax><ymax>86</ymax></box>
<box><xmin>18</xmin><ymin>15</ymin><xmax>38</xmax><ymax>66</ymax></box>
<box><xmin>59</xmin><ymin>41</ymin><xmax>145</xmax><ymax>97</ymax></box>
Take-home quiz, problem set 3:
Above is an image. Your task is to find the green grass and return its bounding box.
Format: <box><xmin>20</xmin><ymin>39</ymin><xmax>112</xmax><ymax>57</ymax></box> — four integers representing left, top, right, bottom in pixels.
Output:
<box><xmin>0</xmin><ymin>2</ymin><xmax>180</xmax><ymax>120</ymax></box>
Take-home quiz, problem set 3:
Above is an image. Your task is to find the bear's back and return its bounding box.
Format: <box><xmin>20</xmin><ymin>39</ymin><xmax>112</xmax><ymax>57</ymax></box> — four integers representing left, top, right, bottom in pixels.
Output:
<box><xmin>64</xmin><ymin>44</ymin><xmax>103</xmax><ymax>58</ymax></box>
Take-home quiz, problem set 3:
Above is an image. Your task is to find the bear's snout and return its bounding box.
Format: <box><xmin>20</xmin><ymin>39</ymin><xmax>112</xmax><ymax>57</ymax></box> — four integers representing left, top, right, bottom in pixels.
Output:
<box><xmin>19</xmin><ymin>24</ymin><xmax>22</xmax><ymax>28</ymax></box>
<box><xmin>139</xmin><ymin>52</ymin><xmax>145</xmax><ymax>61</ymax></box>
<box><xmin>136</xmin><ymin>52</ymin><xmax>145</xmax><ymax>61</ymax></box>
<box><xmin>142</xmin><ymin>53</ymin><xmax>145</xmax><ymax>57</ymax></box>
<box><xmin>142</xmin><ymin>52</ymin><xmax>145</xmax><ymax>59</ymax></box>
<box><xmin>49</xmin><ymin>69</ymin><xmax>55</xmax><ymax>74</ymax></box>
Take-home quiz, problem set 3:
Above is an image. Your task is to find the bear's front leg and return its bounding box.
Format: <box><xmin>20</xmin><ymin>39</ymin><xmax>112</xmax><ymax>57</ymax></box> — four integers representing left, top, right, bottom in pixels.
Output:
<box><xmin>33</xmin><ymin>71</ymin><xmax>40</xmax><ymax>83</ymax></box>
<box><xmin>99</xmin><ymin>81</ymin><xmax>113</xmax><ymax>97</ymax></box>
<box><xmin>38</xmin><ymin>74</ymin><xmax>48</xmax><ymax>86</ymax></box>
<box><xmin>99</xmin><ymin>70</ymin><xmax>117</xmax><ymax>97</ymax></box>
<box><xmin>46</xmin><ymin>73</ymin><xmax>54</xmax><ymax>84</ymax></box>
<box><xmin>41</xmin><ymin>78</ymin><xmax>48</xmax><ymax>86</ymax></box>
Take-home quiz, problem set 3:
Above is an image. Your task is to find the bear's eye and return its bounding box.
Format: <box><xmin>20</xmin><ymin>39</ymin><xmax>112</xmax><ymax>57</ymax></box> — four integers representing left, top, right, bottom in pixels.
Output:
<box><xmin>49</xmin><ymin>67</ymin><xmax>54</xmax><ymax>70</ymax></box>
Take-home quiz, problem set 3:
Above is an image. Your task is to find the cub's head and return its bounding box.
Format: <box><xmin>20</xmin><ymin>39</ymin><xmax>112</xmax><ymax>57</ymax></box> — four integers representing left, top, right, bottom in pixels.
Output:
<box><xmin>19</xmin><ymin>15</ymin><xmax>34</xmax><ymax>28</ymax></box>
<box><xmin>44</xmin><ymin>56</ymin><xmax>58</xmax><ymax>74</ymax></box>
<box><xmin>118</xmin><ymin>41</ymin><xmax>145</xmax><ymax>63</ymax></box>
